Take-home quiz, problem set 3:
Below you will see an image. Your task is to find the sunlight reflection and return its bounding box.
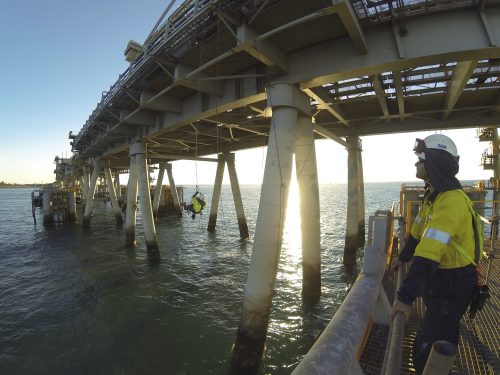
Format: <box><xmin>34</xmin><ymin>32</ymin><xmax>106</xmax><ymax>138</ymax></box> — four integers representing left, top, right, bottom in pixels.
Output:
<box><xmin>282</xmin><ymin>169</ymin><xmax>302</xmax><ymax>261</ymax></box>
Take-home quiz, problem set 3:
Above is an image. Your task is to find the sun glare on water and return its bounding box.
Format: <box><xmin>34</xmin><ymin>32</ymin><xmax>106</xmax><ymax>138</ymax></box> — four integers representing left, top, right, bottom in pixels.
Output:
<box><xmin>282</xmin><ymin>172</ymin><xmax>303</xmax><ymax>261</ymax></box>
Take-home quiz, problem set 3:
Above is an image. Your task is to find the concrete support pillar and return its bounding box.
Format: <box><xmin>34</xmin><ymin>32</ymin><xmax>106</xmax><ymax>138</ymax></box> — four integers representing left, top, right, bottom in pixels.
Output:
<box><xmin>126</xmin><ymin>155</ymin><xmax>138</xmax><ymax>246</ymax></box>
<box><xmin>152</xmin><ymin>162</ymin><xmax>166</xmax><ymax>219</ymax></box>
<box><xmin>207</xmin><ymin>156</ymin><xmax>225</xmax><ymax>232</ymax></box>
<box><xmin>357</xmin><ymin>142</ymin><xmax>366</xmax><ymax>247</ymax></box>
<box><xmin>79</xmin><ymin>175</ymin><xmax>87</xmax><ymax>200</ymax></box>
<box><xmin>82</xmin><ymin>166</ymin><xmax>90</xmax><ymax>200</ymax></box>
<box><xmin>42</xmin><ymin>189</ymin><xmax>54</xmax><ymax>226</ymax></box>
<box><xmin>83</xmin><ymin>161</ymin><xmax>100</xmax><ymax>229</ymax></box>
<box><xmin>104</xmin><ymin>167</ymin><xmax>123</xmax><ymax>225</ymax></box>
<box><xmin>295</xmin><ymin>115</ymin><xmax>321</xmax><ymax>302</ymax></box>
<box><xmin>232</xmin><ymin>83</ymin><xmax>308</xmax><ymax>371</ymax></box>
<box><xmin>226</xmin><ymin>153</ymin><xmax>249</xmax><ymax>239</ymax></box>
<box><xmin>344</xmin><ymin>136</ymin><xmax>361</xmax><ymax>266</ymax></box>
<box><xmin>67</xmin><ymin>190</ymin><xmax>77</xmax><ymax>222</ymax></box>
<box><xmin>166</xmin><ymin>163</ymin><xmax>182</xmax><ymax>217</ymax></box>
<box><xmin>132</xmin><ymin>141</ymin><xmax>160</xmax><ymax>261</ymax></box>
<box><xmin>114</xmin><ymin>171</ymin><xmax>122</xmax><ymax>205</ymax></box>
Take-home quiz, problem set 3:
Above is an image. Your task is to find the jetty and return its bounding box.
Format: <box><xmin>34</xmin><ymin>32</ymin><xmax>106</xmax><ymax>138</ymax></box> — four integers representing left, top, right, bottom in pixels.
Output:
<box><xmin>41</xmin><ymin>0</ymin><xmax>499</xmax><ymax>373</ymax></box>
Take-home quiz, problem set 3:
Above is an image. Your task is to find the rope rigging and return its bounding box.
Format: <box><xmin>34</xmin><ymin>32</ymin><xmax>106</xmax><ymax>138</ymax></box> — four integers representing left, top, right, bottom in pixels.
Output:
<box><xmin>181</xmin><ymin>19</ymin><xmax>206</xmax><ymax>221</ymax></box>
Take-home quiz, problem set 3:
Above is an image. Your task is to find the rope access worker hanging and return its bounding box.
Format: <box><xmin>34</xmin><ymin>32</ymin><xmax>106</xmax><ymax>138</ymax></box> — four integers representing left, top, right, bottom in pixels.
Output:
<box><xmin>183</xmin><ymin>190</ymin><xmax>206</xmax><ymax>220</ymax></box>
<box><xmin>390</xmin><ymin>134</ymin><xmax>484</xmax><ymax>374</ymax></box>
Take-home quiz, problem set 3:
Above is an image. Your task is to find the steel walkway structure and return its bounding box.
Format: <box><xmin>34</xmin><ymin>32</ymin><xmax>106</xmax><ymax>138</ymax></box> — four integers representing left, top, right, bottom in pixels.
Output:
<box><xmin>360</xmin><ymin>239</ymin><xmax>499</xmax><ymax>374</ymax></box>
<box><xmin>70</xmin><ymin>0</ymin><xmax>500</xmax><ymax>169</ymax></box>
<box><xmin>64</xmin><ymin>0</ymin><xmax>500</xmax><ymax>372</ymax></box>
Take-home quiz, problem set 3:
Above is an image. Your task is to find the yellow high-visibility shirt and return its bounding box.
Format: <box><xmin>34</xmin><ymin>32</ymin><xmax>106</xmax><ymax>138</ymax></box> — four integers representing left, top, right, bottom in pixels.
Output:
<box><xmin>410</xmin><ymin>190</ymin><xmax>476</xmax><ymax>269</ymax></box>
<box><xmin>192</xmin><ymin>196</ymin><xmax>204</xmax><ymax>213</ymax></box>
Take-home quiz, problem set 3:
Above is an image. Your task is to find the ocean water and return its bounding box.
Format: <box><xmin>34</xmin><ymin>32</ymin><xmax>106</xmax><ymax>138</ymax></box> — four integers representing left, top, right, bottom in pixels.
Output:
<box><xmin>0</xmin><ymin>182</ymin><xmax>404</xmax><ymax>374</ymax></box>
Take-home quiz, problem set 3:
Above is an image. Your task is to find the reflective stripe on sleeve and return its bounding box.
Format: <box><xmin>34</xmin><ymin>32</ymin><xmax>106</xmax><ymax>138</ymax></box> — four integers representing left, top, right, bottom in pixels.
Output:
<box><xmin>423</xmin><ymin>228</ymin><xmax>451</xmax><ymax>244</ymax></box>
<box><xmin>415</xmin><ymin>216</ymin><xmax>422</xmax><ymax>225</ymax></box>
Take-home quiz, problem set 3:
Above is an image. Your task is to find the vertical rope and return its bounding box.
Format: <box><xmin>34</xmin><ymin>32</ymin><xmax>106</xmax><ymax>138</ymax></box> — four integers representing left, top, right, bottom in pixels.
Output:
<box><xmin>194</xmin><ymin>20</ymin><xmax>207</xmax><ymax>192</ymax></box>
<box><xmin>195</xmin><ymin>122</ymin><xmax>199</xmax><ymax>190</ymax></box>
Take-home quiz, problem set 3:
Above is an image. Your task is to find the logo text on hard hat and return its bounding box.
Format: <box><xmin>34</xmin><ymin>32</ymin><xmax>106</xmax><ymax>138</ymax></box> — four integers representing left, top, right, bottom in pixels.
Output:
<box><xmin>437</xmin><ymin>143</ymin><xmax>447</xmax><ymax>150</ymax></box>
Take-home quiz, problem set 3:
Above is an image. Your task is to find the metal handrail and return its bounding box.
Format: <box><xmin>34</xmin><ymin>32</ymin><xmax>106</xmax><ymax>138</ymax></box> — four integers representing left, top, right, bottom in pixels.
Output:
<box><xmin>72</xmin><ymin>0</ymin><xmax>485</xmax><ymax>152</ymax></box>
<box><xmin>292</xmin><ymin>214</ymin><xmax>391</xmax><ymax>374</ymax></box>
<box><xmin>381</xmin><ymin>236</ymin><xmax>408</xmax><ymax>375</ymax></box>
<box><xmin>74</xmin><ymin>0</ymin><xmax>224</xmax><ymax>146</ymax></box>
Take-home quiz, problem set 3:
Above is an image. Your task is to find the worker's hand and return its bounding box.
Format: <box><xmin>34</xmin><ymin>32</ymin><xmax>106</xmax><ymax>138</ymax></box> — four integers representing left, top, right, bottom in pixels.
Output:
<box><xmin>390</xmin><ymin>299</ymin><xmax>412</xmax><ymax>322</ymax></box>
<box><xmin>391</xmin><ymin>258</ymin><xmax>402</xmax><ymax>272</ymax></box>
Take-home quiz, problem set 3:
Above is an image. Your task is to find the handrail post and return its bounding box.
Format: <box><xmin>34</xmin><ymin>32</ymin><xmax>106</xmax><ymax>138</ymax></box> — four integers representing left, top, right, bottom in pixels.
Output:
<box><xmin>381</xmin><ymin>230</ymin><xmax>408</xmax><ymax>375</ymax></box>
<box><xmin>422</xmin><ymin>340</ymin><xmax>457</xmax><ymax>375</ymax></box>
<box><xmin>292</xmin><ymin>213</ymin><xmax>390</xmax><ymax>374</ymax></box>
<box><xmin>382</xmin><ymin>311</ymin><xmax>406</xmax><ymax>375</ymax></box>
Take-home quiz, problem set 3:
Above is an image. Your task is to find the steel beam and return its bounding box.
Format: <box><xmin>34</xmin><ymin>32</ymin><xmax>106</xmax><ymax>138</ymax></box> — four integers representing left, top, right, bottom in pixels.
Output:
<box><xmin>443</xmin><ymin>60</ymin><xmax>478</xmax><ymax>118</ymax></box>
<box><xmin>332</xmin><ymin>0</ymin><xmax>368</xmax><ymax>55</ymax></box>
<box><xmin>236</xmin><ymin>24</ymin><xmax>288</xmax><ymax>72</ymax></box>
<box><xmin>393</xmin><ymin>70</ymin><xmax>405</xmax><ymax>122</ymax></box>
<box><xmin>140</xmin><ymin>91</ymin><xmax>182</xmax><ymax>113</ymax></box>
<box><xmin>120</xmin><ymin>109</ymin><xmax>157</xmax><ymax>126</ymax></box>
<box><xmin>312</xmin><ymin>123</ymin><xmax>349</xmax><ymax>148</ymax></box>
<box><xmin>330</xmin><ymin>111</ymin><xmax>500</xmax><ymax>137</ymax></box>
<box><xmin>150</xmin><ymin>154</ymin><xmax>219</xmax><ymax>162</ymax></box>
<box><xmin>371</xmin><ymin>74</ymin><xmax>390</xmax><ymax>121</ymax></box>
<box><xmin>303</xmin><ymin>87</ymin><xmax>349</xmax><ymax>126</ymax></box>
<box><xmin>174</xmin><ymin>64</ymin><xmax>224</xmax><ymax>96</ymax></box>
<box><xmin>298</xmin><ymin>10</ymin><xmax>500</xmax><ymax>88</ymax></box>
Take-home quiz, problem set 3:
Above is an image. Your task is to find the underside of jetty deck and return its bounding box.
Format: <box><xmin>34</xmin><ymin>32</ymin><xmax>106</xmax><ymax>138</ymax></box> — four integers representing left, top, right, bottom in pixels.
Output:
<box><xmin>360</xmin><ymin>241</ymin><xmax>499</xmax><ymax>374</ymax></box>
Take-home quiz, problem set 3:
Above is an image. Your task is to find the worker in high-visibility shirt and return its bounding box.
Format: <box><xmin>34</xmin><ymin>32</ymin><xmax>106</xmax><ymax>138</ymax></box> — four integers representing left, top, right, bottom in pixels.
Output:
<box><xmin>182</xmin><ymin>191</ymin><xmax>206</xmax><ymax>219</ymax></box>
<box><xmin>391</xmin><ymin>134</ymin><xmax>479</xmax><ymax>374</ymax></box>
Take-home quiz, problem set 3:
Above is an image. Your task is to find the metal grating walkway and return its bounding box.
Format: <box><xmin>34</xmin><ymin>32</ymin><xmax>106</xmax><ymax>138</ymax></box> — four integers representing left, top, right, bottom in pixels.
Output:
<box><xmin>360</xmin><ymin>247</ymin><xmax>499</xmax><ymax>374</ymax></box>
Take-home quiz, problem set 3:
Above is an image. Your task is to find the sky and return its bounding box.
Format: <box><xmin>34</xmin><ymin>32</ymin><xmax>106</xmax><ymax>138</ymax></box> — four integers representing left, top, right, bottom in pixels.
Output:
<box><xmin>0</xmin><ymin>1</ymin><xmax>494</xmax><ymax>185</ymax></box>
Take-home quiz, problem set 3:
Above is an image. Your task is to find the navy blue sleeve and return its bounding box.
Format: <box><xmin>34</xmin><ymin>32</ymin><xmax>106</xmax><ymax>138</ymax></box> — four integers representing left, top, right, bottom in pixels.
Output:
<box><xmin>397</xmin><ymin>256</ymin><xmax>439</xmax><ymax>305</ymax></box>
<box><xmin>398</xmin><ymin>235</ymin><xmax>419</xmax><ymax>262</ymax></box>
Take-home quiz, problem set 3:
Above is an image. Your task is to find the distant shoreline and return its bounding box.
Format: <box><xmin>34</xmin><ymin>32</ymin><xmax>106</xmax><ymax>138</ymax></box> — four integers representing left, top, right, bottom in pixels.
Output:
<box><xmin>0</xmin><ymin>184</ymin><xmax>39</xmax><ymax>189</ymax></box>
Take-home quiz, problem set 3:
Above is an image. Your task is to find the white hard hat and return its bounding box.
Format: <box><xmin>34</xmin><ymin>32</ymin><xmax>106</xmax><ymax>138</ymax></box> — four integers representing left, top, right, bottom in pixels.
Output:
<box><xmin>414</xmin><ymin>134</ymin><xmax>459</xmax><ymax>160</ymax></box>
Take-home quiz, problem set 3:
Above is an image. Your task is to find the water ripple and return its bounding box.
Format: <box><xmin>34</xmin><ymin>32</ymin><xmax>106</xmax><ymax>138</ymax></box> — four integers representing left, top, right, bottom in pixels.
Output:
<box><xmin>0</xmin><ymin>184</ymin><xmax>404</xmax><ymax>374</ymax></box>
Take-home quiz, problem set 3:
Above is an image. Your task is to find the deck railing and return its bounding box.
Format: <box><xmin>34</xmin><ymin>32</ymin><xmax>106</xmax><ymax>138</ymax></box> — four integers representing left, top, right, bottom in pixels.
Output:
<box><xmin>72</xmin><ymin>0</ymin><xmax>482</xmax><ymax>154</ymax></box>
<box><xmin>292</xmin><ymin>211</ymin><xmax>393</xmax><ymax>374</ymax></box>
